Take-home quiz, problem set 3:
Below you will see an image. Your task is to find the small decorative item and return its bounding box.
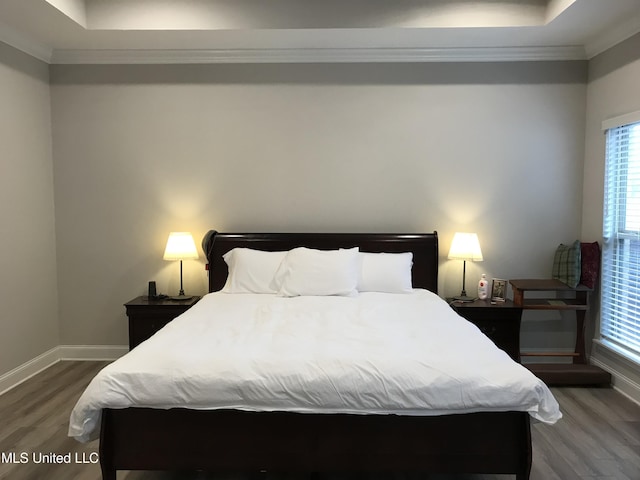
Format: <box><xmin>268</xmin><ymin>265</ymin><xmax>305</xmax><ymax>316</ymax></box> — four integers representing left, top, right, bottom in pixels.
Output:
<box><xmin>478</xmin><ymin>274</ymin><xmax>489</xmax><ymax>300</ymax></box>
<box><xmin>491</xmin><ymin>278</ymin><xmax>507</xmax><ymax>302</ymax></box>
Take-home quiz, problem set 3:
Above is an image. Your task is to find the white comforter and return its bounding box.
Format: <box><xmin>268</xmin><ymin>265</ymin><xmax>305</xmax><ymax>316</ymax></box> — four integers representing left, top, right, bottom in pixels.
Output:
<box><xmin>69</xmin><ymin>290</ymin><xmax>561</xmax><ymax>442</ymax></box>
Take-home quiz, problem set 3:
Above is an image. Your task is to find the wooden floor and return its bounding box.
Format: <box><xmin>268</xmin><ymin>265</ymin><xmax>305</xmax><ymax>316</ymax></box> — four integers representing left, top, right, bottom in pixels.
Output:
<box><xmin>0</xmin><ymin>361</ymin><xmax>639</xmax><ymax>480</ymax></box>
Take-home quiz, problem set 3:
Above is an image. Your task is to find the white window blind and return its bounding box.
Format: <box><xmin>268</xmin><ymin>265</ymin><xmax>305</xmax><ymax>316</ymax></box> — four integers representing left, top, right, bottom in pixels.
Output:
<box><xmin>601</xmin><ymin>113</ymin><xmax>640</xmax><ymax>358</ymax></box>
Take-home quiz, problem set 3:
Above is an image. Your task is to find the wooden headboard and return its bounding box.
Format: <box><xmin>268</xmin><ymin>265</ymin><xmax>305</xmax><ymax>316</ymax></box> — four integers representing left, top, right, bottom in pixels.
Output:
<box><xmin>203</xmin><ymin>232</ymin><xmax>439</xmax><ymax>294</ymax></box>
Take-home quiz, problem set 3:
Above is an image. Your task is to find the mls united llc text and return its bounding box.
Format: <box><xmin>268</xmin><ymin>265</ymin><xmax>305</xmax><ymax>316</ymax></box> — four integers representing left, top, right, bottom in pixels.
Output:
<box><xmin>2</xmin><ymin>451</ymin><xmax>99</xmax><ymax>464</ymax></box>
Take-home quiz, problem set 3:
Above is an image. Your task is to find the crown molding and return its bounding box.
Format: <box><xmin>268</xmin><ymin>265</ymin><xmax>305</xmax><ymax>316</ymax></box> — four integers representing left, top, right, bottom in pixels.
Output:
<box><xmin>0</xmin><ymin>19</ymin><xmax>587</xmax><ymax>65</ymax></box>
<box><xmin>50</xmin><ymin>44</ymin><xmax>587</xmax><ymax>64</ymax></box>
<box><xmin>0</xmin><ymin>22</ymin><xmax>52</xmax><ymax>63</ymax></box>
<box><xmin>585</xmin><ymin>13</ymin><xmax>640</xmax><ymax>59</ymax></box>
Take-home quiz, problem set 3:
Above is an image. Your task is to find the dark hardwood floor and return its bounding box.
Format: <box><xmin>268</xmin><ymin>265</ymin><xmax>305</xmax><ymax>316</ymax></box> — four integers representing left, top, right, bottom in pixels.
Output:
<box><xmin>0</xmin><ymin>361</ymin><xmax>639</xmax><ymax>480</ymax></box>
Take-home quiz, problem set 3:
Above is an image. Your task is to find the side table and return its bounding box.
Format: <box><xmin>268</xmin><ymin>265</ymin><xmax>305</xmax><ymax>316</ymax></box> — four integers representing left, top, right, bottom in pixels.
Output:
<box><xmin>124</xmin><ymin>296</ymin><xmax>201</xmax><ymax>349</ymax></box>
<box><xmin>449</xmin><ymin>298</ymin><xmax>523</xmax><ymax>363</ymax></box>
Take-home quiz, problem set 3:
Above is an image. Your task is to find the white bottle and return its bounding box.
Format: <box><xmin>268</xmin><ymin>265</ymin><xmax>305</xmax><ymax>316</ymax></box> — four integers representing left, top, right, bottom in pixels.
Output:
<box><xmin>478</xmin><ymin>274</ymin><xmax>489</xmax><ymax>300</ymax></box>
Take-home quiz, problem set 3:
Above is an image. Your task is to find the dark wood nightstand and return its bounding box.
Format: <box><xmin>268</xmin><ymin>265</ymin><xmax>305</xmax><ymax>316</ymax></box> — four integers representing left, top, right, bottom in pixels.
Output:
<box><xmin>124</xmin><ymin>296</ymin><xmax>201</xmax><ymax>349</ymax></box>
<box><xmin>448</xmin><ymin>299</ymin><xmax>523</xmax><ymax>362</ymax></box>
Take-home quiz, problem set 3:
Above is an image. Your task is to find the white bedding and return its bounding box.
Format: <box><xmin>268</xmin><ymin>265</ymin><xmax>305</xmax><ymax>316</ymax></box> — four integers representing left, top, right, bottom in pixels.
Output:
<box><xmin>69</xmin><ymin>290</ymin><xmax>561</xmax><ymax>442</ymax></box>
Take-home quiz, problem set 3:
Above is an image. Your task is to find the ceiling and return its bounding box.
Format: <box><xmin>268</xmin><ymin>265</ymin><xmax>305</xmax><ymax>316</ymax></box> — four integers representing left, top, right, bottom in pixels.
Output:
<box><xmin>1</xmin><ymin>0</ymin><xmax>640</xmax><ymax>64</ymax></box>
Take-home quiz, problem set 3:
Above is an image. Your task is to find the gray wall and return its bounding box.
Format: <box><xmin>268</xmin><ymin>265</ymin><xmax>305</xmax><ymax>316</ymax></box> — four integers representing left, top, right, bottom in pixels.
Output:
<box><xmin>0</xmin><ymin>42</ymin><xmax>58</xmax><ymax>376</ymax></box>
<box><xmin>583</xmin><ymin>32</ymin><xmax>640</xmax><ymax>392</ymax></box>
<box><xmin>50</xmin><ymin>61</ymin><xmax>587</xmax><ymax>347</ymax></box>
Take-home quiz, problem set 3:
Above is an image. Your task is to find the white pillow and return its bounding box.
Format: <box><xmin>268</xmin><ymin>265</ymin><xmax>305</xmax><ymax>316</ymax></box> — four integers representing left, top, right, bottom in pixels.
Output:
<box><xmin>222</xmin><ymin>248</ymin><xmax>287</xmax><ymax>294</ymax></box>
<box><xmin>358</xmin><ymin>252</ymin><xmax>413</xmax><ymax>293</ymax></box>
<box><xmin>273</xmin><ymin>247</ymin><xmax>359</xmax><ymax>297</ymax></box>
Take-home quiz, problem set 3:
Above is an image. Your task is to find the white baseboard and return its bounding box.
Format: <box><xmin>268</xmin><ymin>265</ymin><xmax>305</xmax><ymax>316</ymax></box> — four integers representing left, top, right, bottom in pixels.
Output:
<box><xmin>0</xmin><ymin>345</ymin><xmax>127</xmax><ymax>396</ymax></box>
<box><xmin>590</xmin><ymin>355</ymin><xmax>640</xmax><ymax>407</ymax></box>
<box><xmin>0</xmin><ymin>346</ymin><xmax>60</xmax><ymax>396</ymax></box>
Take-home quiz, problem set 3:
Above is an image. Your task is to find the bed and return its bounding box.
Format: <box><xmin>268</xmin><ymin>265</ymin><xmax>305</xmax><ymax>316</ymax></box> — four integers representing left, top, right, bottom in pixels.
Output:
<box><xmin>70</xmin><ymin>231</ymin><xmax>561</xmax><ymax>480</ymax></box>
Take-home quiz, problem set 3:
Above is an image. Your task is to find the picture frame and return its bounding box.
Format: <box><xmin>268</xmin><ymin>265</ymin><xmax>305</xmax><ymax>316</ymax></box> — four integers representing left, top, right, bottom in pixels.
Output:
<box><xmin>491</xmin><ymin>278</ymin><xmax>507</xmax><ymax>302</ymax></box>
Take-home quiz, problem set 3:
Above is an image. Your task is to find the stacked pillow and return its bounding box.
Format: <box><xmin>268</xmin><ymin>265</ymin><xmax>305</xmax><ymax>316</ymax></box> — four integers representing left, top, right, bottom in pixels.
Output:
<box><xmin>551</xmin><ymin>240</ymin><xmax>582</xmax><ymax>288</ymax></box>
<box><xmin>551</xmin><ymin>240</ymin><xmax>601</xmax><ymax>289</ymax></box>
<box><xmin>272</xmin><ymin>247</ymin><xmax>360</xmax><ymax>297</ymax></box>
<box><xmin>221</xmin><ymin>248</ymin><xmax>287</xmax><ymax>294</ymax></box>
<box><xmin>222</xmin><ymin>247</ymin><xmax>413</xmax><ymax>296</ymax></box>
<box><xmin>357</xmin><ymin>251</ymin><xmax>413</xmax><ymax>293</ymax></box>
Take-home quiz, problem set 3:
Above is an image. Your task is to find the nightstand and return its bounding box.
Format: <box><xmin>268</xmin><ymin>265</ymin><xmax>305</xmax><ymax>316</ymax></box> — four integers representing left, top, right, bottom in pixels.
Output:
<box><xmin>449</xmin><ymin>299</ymin><xmax>523</xmax><ymax>362</ymax></box>
<box><xmin>124</xmin><ymin>296</ymin><xmax>201</xmax><ymax>350</ymax></box>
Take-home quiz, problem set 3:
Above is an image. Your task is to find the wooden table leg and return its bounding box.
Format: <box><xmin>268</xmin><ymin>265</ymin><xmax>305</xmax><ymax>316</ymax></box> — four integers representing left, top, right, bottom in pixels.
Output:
<box><xmin>574</xmin><ymin>309</ymin><xmax>587</xmax><ymax>364</ymax></box>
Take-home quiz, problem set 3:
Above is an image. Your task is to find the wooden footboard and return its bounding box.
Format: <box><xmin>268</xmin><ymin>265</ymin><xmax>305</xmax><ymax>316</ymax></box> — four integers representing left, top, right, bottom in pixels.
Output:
<box><xmin>99</xmin><ymin>408</ymin><xmax>531</xmax><ymax>479</ymax></box>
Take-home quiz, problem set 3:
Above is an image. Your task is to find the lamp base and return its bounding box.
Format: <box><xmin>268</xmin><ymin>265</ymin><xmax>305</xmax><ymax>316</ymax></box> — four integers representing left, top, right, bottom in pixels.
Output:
<box><xmin>452</xmin><ymin>295</ymin><xmax>476</xmax><ymax>303</ymax></box>
<box><xmin>169</xmin><ymin>294</ymin><xmax>194</xmax><ymax>301</ymax></box>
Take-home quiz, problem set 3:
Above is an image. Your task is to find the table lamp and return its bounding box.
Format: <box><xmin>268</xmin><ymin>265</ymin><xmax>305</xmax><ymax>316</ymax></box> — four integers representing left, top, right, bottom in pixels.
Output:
<box><xmin>163</xmin><ymin>232</ymin><xmax>199</xmax><ymax>300</ymax></box>
<box><xmin>448</xmin><ymin>232</ymin><xmax>483</xmax><ymax>302</ymax></box>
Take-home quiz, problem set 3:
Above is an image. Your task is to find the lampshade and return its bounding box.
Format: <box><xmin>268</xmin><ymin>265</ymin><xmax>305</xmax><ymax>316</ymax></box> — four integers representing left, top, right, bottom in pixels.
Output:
<box><xmin>163</xmin><ymin>232</ymin><xmax>199</xmax><ymax>261</ymax></box>
<box><xmin>448</xmin><ymin>232</ymin><xmax>483</xmax><ymax>262</ymax></box>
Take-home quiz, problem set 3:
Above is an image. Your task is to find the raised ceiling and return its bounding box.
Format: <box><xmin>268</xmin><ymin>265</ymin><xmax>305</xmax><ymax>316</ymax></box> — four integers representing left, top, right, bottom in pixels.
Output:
<box><xmin>1</xmin><ymin>0</ymin><xmax>639</xmax><ymax>63</ymax></box>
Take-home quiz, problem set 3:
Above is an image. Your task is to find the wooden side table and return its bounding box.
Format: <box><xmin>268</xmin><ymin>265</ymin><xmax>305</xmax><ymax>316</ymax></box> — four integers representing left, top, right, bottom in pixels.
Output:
<box><xmin>509</xmin><ymin>279</ymin><xmax>610</xmax><ymax>386</ymax></box>
<box><xmin>449</xmin><ymin>298</ymin><xmax>523</xmax><ymax>362</ymax></box>
<box><xmin>124</xmin><ymin>296</ymin><xmax>201</xmax><ymax>350</ymax></box>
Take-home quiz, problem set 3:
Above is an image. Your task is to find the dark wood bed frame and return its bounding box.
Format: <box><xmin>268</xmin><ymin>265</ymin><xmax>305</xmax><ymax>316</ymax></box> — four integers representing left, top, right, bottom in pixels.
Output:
<box><xmin>99</xmin><ymin>232</ymin><xmax>532</xmax><ymax>479</ymax></box>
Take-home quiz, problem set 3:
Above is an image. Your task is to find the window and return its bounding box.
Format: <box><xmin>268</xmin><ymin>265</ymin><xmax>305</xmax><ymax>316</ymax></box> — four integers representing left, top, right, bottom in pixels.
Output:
<box><xmin>601</xmin><ymin>112</ymin><xmax>640</xmax><ymax>359</ymax></box>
